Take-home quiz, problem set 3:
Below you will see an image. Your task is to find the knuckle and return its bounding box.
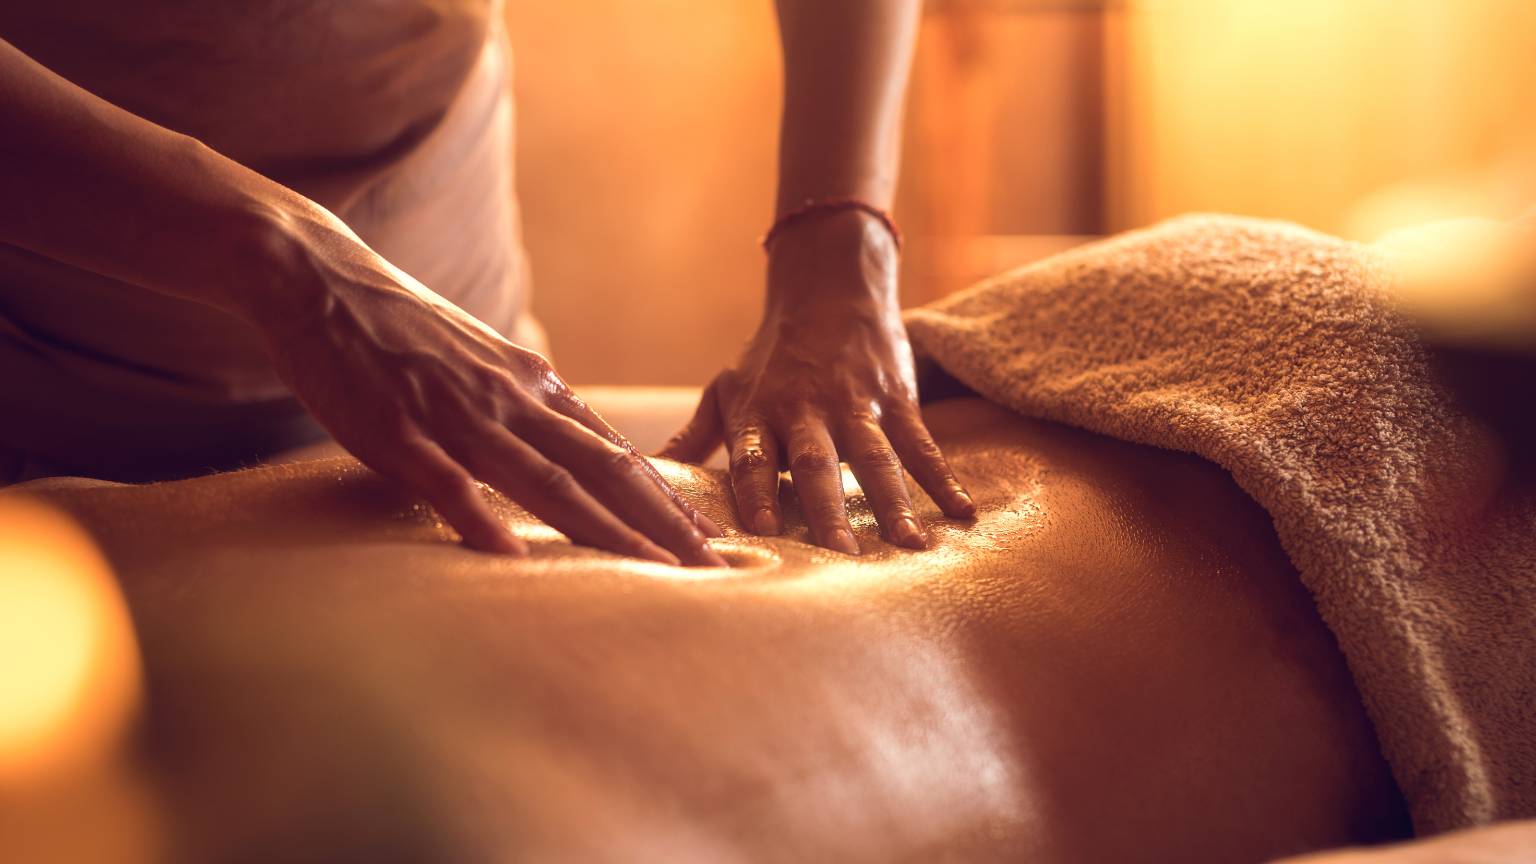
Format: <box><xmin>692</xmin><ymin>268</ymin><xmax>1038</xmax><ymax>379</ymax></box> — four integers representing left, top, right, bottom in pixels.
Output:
<box><xmin>911</xmin><ymin>436</ymin><xmax>945</xmax><ymax>460</ymax></box>
<box><xmin>789</xmin><ymin>448</ymin><xmax>837</xmax><ymax>475</ymax></box>
<box><xmin>508</xmin><ymin>345</ymin><xmax>554</xmax><ymax>372</ymax></box>
<box><xmin>602</xmin><ymin>446</ymin><xmax>642</xmax><ymax>478</ymax></box>
<box><xmin>531</xmin><ymin>465</ymin><xmax>579</xmax><ymax>497</ymax></box>
<box><xmin>730</xmin><ymin>446</ymin><xmax>773</xmax><ymax>474</ymax></box>
<box><xmin>782</xmin><ymin>418</ymin><xmax>822</xmax><ymax>441</ymax></box>
<box><xmin>506</xmin><ymin>349</ymin><xmax>562</xmax><ymax>390</ymax></box>
<box><xmin>728</xmin><ymin>421</ymin><xmax>770</xmax><ymax>447</ymax></box>
<box><xmin>856</xmin><ymin>445</ymin><xmax>900</xmax><ymax>469</ymax></box>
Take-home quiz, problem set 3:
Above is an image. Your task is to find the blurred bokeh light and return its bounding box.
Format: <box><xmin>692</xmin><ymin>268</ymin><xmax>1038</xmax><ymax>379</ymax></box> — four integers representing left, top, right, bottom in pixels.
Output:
<box><xmin>0</xmin><ymin>498</ymin><xmax>139</xmax><ymax>782</ymax></box>
<box><xmin>0</xmin><ymin>497</ymin><xmax>159</xmax><ymax>864</ymax></box>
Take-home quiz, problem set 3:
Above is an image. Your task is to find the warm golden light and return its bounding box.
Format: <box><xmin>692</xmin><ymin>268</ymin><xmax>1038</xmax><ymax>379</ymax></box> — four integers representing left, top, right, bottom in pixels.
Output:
<box><xmin>1377</xmin><ymin>218</ymin><xmax>1536</xmax><ymax>348</ymax></box>
<box><xmin>1107</xmin><ymin>0</ymin><xmax>1536</xmax><ymax>236</ymax></box>
<box><xmin>0</xmin><ymin>497</ymin><xmax>141</xmax><ymax>784</ymax></box>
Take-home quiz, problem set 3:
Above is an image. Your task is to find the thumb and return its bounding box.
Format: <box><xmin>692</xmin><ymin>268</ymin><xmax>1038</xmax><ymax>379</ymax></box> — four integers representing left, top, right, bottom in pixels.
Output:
<box><xmin>657</xmin><ymin>379</ymin><xmax>724</xmax><ymax>463</ymax></box>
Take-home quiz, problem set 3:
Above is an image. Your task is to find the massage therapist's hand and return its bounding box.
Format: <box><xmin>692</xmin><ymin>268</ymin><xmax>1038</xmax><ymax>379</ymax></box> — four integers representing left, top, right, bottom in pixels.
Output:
<box><xmin>661</xmin><ymin>210</ymin><xmax>975</xmax><ymax>553</ymax></box>
<box><xmin>245</xmin><ymin>205</ymin><xmax>725</xmax><ymax>566</ymax></box>
<box><xmin>0</xmin><ymin>33</ymin><xmax>709</xmax><ymax>564</ymax></box>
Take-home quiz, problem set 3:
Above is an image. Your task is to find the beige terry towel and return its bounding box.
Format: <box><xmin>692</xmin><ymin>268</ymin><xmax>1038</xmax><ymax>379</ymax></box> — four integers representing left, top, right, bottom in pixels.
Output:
<box><xmin>905</xmin><ymin>215</ymin><xmax>1536</xmax><ymax>834</ymax></box>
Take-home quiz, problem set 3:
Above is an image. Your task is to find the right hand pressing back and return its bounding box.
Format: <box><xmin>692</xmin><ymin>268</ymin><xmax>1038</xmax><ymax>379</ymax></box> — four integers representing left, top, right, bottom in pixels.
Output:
<box><xmin>0</xmin><ymin>35</ymin><xmax>722</xmax><ymax>563</ymax></box>
<box><xmin>245</xmin><ymin>205</ymin><xmax>726</xmax><ymax>565</ymax></box>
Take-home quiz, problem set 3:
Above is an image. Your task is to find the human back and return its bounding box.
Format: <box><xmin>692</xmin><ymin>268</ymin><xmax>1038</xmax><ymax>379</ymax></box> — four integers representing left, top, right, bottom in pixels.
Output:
<box><xmin>23</xmin><ymin>398</ymin><xmax>1410</xmax><ymax>861</ymax></box>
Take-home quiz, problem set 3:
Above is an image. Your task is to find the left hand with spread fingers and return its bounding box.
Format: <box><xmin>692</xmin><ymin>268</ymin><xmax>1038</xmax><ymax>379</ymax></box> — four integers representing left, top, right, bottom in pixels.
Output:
<box><xmin>660</xmin><ymin>208</ymin><xmax>975</xmax><ymax>554</ymax></box>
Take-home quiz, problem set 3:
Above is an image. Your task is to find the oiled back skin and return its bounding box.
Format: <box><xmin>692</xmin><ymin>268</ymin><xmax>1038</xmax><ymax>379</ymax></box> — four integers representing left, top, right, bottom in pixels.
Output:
<box><xmin>29</xmin><ymin>399</ymin><xmax>1408</xmax><ymax>863</ymax></box>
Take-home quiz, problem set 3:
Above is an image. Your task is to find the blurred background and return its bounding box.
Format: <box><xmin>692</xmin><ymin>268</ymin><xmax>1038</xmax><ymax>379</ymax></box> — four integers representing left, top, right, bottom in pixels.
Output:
<box><xmin>506</xmin><ymin>0</ymin><xmax>1536</xmax><ymax>385</ymax></box>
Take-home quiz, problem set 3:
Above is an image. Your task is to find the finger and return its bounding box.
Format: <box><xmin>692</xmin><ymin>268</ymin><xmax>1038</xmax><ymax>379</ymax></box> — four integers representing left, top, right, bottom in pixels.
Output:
<box><xmin>784</xmin><ymin>417</ymin><xmax>859</xmax><ymax>555</ymax></box>
<box><xmin>515</xmin><ymin>409</ymin><xmax>728</xmax><ymax>567</ymax></box>
<box><xmin>549</xmin><ymin>389</ymin><xmax>723</xmax><ymax>539</ymax></box>
<box><xmin>378</xmin><ymin>437</ymin><xmax>527</xmax><ymax>555</ymax></box>
<box><xmin>885</xmin><ymin>407</ymin><xmax>977</xmax><ymax>519</ymax></box>
<box><xmin>839</xmin><ymin>417</ymin><xmax>927</xmax><ymax>549</ymax></box>
<box><xmin>444</xmin><ymin>421</ymin><xmax>682</xmax><ymax>566</ymax></box>
<box><xmin>657</xmin><ymin>378</ymin><xmax>724</xmax><ymax>463</ymax></box>
<box><xmin>726</xmin><ymin>420</ymin><xmax>782</xmax><ymax>536</ymax></box>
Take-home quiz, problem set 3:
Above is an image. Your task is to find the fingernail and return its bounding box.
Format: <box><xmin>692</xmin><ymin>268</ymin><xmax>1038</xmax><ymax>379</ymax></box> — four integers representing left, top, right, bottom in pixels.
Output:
<box><xmin>638</xmin><ymin>540</ymin><xmax>681</xmax><ymax>566</ymax></box>
<box><xmin>827</xmin><ymin>528</ymin><xmax>860</xmax><ymax>556</ymax></box>
<box><xmin>751</xmin><ymin>508</ymin><xmax>780</xmax><ymax>536</ymax></box>
<box><xmin>695</xmin><ymin>511</ymin><xmax>724</xmax><ymax>538</ymax></box>
<box><xmin>494</xmin><ymin>533</ymin><xmax>528</xmax><ymax>556</ymax></box>
<box><xmin>952</xmin><ymin>489</ymin><xmax>977</xmax><ymax>517</ymax></box>
<box><xmin>892</xmin><ymin>516</ymin><xmax>927</xmax><ymax>549</ymax></box>
<box><xmin>693</xmin><ymin>543</ymin><xmax>729</xmax><ymax>568</ymax></box>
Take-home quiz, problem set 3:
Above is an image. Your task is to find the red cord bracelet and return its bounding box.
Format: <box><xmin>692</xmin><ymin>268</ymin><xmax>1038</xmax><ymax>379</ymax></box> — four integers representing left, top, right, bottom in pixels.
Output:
<box><xmin>760</xmin><ymin>197</ymin><xmax>904</xmax><ymax>252</ymax></box>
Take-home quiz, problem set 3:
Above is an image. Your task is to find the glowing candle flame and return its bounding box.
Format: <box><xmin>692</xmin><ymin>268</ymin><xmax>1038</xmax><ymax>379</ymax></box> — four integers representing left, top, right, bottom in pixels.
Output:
<box><xmin>0</xmin><ymin>498</ymin><xmax>141</xmax><ymax>785</ymax></box>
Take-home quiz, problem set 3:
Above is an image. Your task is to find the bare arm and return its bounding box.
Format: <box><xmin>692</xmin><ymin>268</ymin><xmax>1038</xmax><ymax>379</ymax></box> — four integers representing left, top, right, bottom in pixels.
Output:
<box><xmin>770</xmin><ymin>0</ymin><xmax>917</xmax><ymax>213</ymax></box>
<box><xmin>663</xmin><ymin>1</ymin><xmax>976</xmax><ymax>554</ymax></box>
<box><xmin>0</xmin><ymin>37</ymin><xmax>305</xmax><ymax>321</ymax></box>
<box><xmin>0</xmin><ymin>37</ymin><xmax>723</xmax><ymax>566</ymax></box>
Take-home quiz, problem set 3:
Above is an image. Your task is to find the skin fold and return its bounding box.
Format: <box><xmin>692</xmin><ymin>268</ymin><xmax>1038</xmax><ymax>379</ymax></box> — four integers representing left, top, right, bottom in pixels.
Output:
<box><xmin>21</xmin><ymin>398</ymin><xmax>1409</xmax><ymax>862</ymax></box>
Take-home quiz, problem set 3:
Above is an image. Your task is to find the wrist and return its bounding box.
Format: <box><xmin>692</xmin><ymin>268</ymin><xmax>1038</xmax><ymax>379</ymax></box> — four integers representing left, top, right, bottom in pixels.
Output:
<box><xmin>213</xmin><ymin>193</ymin><xmax>342</xmax><ymax>333</ymax></box>
<box><xmin>765</xmin><ymin>197</ymin><xmax>902</xmax><ymax>253</ymax></box>
<box><xmin>765</xmin><ymin>208</ymin><xmax>901</xmax><ymax>306</ymax></box>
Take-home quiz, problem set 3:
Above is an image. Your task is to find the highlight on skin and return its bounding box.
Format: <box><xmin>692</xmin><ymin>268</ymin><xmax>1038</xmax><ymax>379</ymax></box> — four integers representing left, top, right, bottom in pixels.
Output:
<box><xmin>14</xmin><ymin>398</ymin><xmax>1409</xmax><ymax>861</ymax></box>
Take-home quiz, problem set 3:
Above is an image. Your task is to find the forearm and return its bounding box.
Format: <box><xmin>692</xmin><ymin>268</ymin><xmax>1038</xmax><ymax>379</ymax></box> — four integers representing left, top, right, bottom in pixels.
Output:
<box><xmin>771</xmin><ymin>0</ymin><xmax>921</xmax><ymax>215</ymax></box>
<box><xmin>0</xmin><ymin>37</ymin><xmax>318</xmax><ymax>324</ymax></box>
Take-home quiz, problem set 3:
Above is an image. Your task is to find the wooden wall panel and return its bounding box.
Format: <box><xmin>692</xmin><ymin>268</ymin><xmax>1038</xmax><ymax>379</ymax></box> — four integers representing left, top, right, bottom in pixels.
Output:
<box><xmin>505</xmin><ymin>2</ymin><xmax>1105</xmax><ymax>383</ymax></box>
